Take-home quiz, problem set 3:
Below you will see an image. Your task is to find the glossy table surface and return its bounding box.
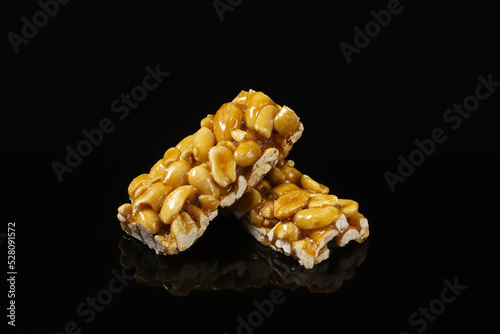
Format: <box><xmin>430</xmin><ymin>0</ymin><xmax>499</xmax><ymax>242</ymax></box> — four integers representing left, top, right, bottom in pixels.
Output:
<box><xmin>2</xmin><ymin>1</ymin><xmax>497</xmax><ymax>333</ymax></box>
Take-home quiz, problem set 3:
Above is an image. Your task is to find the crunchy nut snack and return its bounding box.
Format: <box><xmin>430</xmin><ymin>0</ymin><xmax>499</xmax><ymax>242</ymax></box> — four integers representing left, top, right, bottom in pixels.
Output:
<box><xmin>117</xmin><ymin>90</ymin><xmax>304</xmax><ymax>255</ymax></box>
<box><xmin>118</xmin><ymin>233</ymin><xmax>368</xmax><ymax>295</ymax></box>
<box><xmin>232</xmin><ymin>160</ymin><xmax>369</xmax><ymax>269</ymax></box>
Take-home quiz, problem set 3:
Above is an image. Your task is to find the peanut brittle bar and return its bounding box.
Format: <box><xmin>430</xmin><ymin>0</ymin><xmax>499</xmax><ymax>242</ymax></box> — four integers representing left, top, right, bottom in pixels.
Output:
<box><xmin>117</xmin><ymin>90</ymin><xmax>303</xmax><ymax>255</ymax></box>
<box><xmin>232</xmin><ymin>160</ymin><xmax>369</xmax><ymax>269</ymax></box>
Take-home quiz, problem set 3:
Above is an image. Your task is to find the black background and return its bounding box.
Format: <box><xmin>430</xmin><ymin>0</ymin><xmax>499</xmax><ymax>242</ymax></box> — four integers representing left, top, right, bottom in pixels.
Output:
<box><xmin>1</xmin><ymin>0</ymin><xmax>499</xmax><ymax>333</ymax></box>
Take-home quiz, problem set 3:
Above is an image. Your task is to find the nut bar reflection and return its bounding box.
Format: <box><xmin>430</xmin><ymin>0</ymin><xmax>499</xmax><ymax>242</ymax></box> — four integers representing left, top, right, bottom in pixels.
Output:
<box><xmin>118</xmin><ymin>227</ymin><xmax>368</xmax><ymax>296</ymax></box>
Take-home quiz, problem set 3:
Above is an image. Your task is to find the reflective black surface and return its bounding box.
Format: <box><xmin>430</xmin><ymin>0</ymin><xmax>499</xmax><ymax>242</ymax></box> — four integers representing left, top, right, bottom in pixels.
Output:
<box><xmin>118</xmin><ymin>222</ymin><xmax>369</xmax><ymax>295</ymax></box>
<box><xmin>2</xmin><ymin>1</ymin><xmax>498</xmax><ymax>333</ymax></box>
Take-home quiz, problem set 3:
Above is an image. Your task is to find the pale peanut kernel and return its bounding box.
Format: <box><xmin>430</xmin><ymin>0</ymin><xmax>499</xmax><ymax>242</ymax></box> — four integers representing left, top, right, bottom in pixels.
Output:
<box><xmin>187</xmin><ymin>165</ymin><xmax>220</xmax><ymax>199</ymax></box>
<box><xmin>261</xmin><ymin>219</ymin><xmax>274</xmax><ymax>228</ymax></box>
<box><xmin>133</xmin><ymin>182</ymin><xmax>171</xmax><ymax>213</ymax></box>
<box><xmin>232</xmin><ymin>90</ymin><xmax>248</xmax><ymax>109</ymax></box>
<box><xmin>292</xmin><ymin>206</ymin><xmax>341</xmax><ymax>230</ymax></box>
<box><xmin>154</xmin><ymin>234</ymin><xmax>177</xmax><ymax>255</ymax></box>
<box><xmin>234</xmin><ymin>140</ymin><xmax>262</xmax><ymax>167</ymax></box>
<box><xmin>170</xmin><ymin>213</ymin><xmax>198</xmax><ymax>251</ymax></box>
<box><xmin>200</xmin><ymin>114</ymin><xmax>214</xmax><ymax>130</ymax></box>
<box><xmin>230</xmin><ymin>129</ymin><xmax>249</xmax><ymax>142</ymax></box>
<box><xmin>308</xmin><ymin>194</ymin><xmax>338</xmax><ymax>208</ymax></box>
<box><xmin>136</xmin><ymin>208</ymin><xmax>162</xmax><ymax>234</ymax></box>
<box><xmin>254</xmin><ymin>104</ymin><xmax>279</xmax><ymax>139</ymax></box>
<box><xmin>117</xmin><ymin>203</ymin><xmax>132</xmax><ymax>218</ymax></box>
<box><xmin>149</xmin><ymin>159</ymin><xmax>167</xmax><ymax>181</ymax></box>
<box><xmin>159</xmin><ymin>185</ymin><xmax>197</xmax><ymax>224</ymax></box>
<box><xmin>273</xmin><ymin>106</ymin><xmax>300</xmax><ymax>136</ymax></box>
<box><xmin>307</xmin><ymin>225</ymin><xmax>339</xmax><ymax>246</ymax></box>
<box><xmin>259</xmin><ymin>199</ymin><xmax>275</xmax><ymax>219</ymax></box>
<box><xmin>208</xmin><ymin>146</ymin><xmax>237</xmax><ymax>188</ymax></box>
<box><xmin>163</xmin><ymin>147</ymin><xmax>181</xmax><ymax>166</ymax></box>
<box><xmin>162</xmin><ymin>160</ymin><xmax>191</xmax><ymax>189</ymax></box>
<box><xmin>278</xmin><ymin>165</ymin><xmax>303</xmax><ymax>185</ymax></box>
<box><xmin>216</xmin><ymin>140</ymin><xmax>237</xmax><ymax>152</ymax></box>
<box><xmin>185</xmin><ymin>204</ymin><xmax>208</xmax><ymax>227</ymax></box>
<box><xmin>301</xmin><ymin>175</ymin><xmax>329</xmax><ymax>194</ymax></box>
<box><xmin>274</xmin><ymin>222</ymin><xmax>300</xmax><ymax>241</ymax></box>
<box><xmin>254</xmin><ymin>179</ymin><xmax>272</xmax><ymax>197</ymax></box>
<box><xmin>197</xmin><ymin>195</ymin><xmax>220</xmax><ymax>213</ymax></box>
<box><xmin>270</xmin><ymin>183</ymin><xmax>301</xmax><ymax>197</ymax></box>
<box><xmin>179</xmin><ymin>149</ymin><xmax>196</xmax><ymax>167</ymax></box>
<box><xmin>192</xmin><ymin>127</ymin><xmax>216</xmax><ymax>162</ymax></box>
<box><xmin>273</xmin><ymin>189</ymin><xmax>311</xmax><ymax>220</ymax></box>
<box><xmin>336</xmin><ymin>199</ymin><xmax>359</xmax><ymax>218</ymax></box>
<box><xmin>266</xmin><ymin>167</ymin><xmax>287</xmax><ymax>186</ymax></box>
<box><xmin>176</xmin><ymin>134</ymin><xmax>194</xmax><ymax>153</ymax></box>
<box><xmin>128</xmin><ymin>174</ymin><xmax>150</xmax><ymax>200</ymax></box>
<box><xmin>213</xmin><ymin>103</ymin><xmax>243</xmax><ymax>142</ymax></box>
<box><xmin>245</xmin><ymin>91</ymin><xmax>274</xmax><ymax>130</ymax></box>
<box><xmin>248</xmin><ymin>209</ymin><xmax>264</xmax><ymax>227</ymax></box>
<box><xmin>292</xmin><ymin>239</ymin><xmax>317</xmax><ymax>257</ymax></box>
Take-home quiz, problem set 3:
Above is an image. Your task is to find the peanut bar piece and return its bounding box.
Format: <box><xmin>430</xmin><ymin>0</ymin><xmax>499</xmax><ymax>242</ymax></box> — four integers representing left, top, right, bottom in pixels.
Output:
<box><xmin>232</xmin><ymin>160</ymin><xmax>369</xmax><ymax>269</ymax></box>
<box><xmin>117</xmin><ymin>90</ymin><xmax>304</xmax><ymax>255</ymax></box>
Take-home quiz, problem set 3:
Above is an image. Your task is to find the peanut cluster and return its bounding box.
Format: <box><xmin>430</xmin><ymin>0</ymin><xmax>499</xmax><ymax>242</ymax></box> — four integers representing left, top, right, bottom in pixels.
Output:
<box><xmin>233</xmin><ymin>160</ymin><xmax>369</xmax><ymax>269</ymax></box>
<box><xmin>117</xmin><ymin>90</ymin><xmax>303</xmax><ymax>255</ymax></box>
